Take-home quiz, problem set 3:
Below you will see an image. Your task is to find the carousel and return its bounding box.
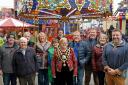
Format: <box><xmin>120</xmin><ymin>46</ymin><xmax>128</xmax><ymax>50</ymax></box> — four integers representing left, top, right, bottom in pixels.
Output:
<box><xmin>15</xmin><ymin>0</ymin><xmax>113</xmax><ymax>40</ymax></box>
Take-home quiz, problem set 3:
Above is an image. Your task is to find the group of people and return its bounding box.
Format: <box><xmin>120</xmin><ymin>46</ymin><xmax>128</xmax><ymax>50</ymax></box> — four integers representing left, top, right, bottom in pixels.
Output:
<box><xmin>0</xmin><ymin>28</ymin><xmax>128</xmax><ymax>85</ymax></box>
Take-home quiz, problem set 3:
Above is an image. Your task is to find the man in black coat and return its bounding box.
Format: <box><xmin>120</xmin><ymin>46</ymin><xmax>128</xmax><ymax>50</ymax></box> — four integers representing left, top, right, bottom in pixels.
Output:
<box><xmin>13</xmin><ymin>37</ymin><xmax>38</xmax><ymax>85</ymax></box>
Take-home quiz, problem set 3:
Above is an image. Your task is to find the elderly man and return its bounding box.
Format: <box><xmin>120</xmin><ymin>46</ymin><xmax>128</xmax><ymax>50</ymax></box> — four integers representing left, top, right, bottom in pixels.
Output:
<box><xmin>13</xmin><ymin>37</ymin><xmax>38</xmax><ymax>85</ymax></box>
<box><xmin>0</xmin><ymin>34</ymin><xmax>18</xmax><ymax>85</ymax></box>
<box><xmin>69</xmin><ymin>31</ymin><xmax>86</xmax><ymax>85</ymax></box>
<box><xmin>103</xmin><ymin>29</ymin><xmax>128</xmax><ymax>85</ymax></box>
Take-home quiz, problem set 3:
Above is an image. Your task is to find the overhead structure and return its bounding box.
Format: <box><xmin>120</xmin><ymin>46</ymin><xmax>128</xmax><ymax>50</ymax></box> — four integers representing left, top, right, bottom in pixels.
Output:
<box><xmin>114</xmin><ymin>0</ymin><xmax>128</xmax><ymax>34</ymax></box>
<box><xmin>15</xmin><ymin>0</ymin><xmax>113</xmax><ymax>22</ymax></box>
<box><xmin>13</xmin><ymin>0</ymin><xmax>113</xmax><ymax>40</ymax></box>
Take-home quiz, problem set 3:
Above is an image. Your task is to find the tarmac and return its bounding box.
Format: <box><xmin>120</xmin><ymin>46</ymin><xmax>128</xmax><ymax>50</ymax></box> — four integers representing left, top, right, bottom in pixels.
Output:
<box><xmin>0</xmin><ymin>75</ymin><xmax>128</xmax><ymax>85</ymax></box>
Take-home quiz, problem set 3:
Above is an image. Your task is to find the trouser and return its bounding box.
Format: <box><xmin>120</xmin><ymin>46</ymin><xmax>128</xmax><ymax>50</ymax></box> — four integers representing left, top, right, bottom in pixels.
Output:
<box><xmin>85</xmin><ymin>64</ymin><xmax>99</xmax><ymax>85</ymax></box>
<box><xmin>76</xmin><ymin>67</ymin><xmax>84</xmax><ymax>85</ymax></box>
<box><xmin>18</xmin><ymin>73</ymin><xmax>36</xmax><ymax>85</ymax></box>
<box><xmin>56</xmin><ymin>71</ymin><xmax>73</xmax><ymax>85</ymax></box>
<box><xmin>56</xmin><ymin>65</ymin><xmax>73</xmax><ymax>85</ymax></box>
<box><xmin>3</xmin><ymin>73</ymin><xmax>17</xmax><ymax>85</ymax></box>
<box><xmin>105</xmin><ymin>73</ymin><xmax>125</xmax><ymax>85</ymax></box>
<box><xmin>38</xmin><ymin>69</ymin><xmax>48</xmax><ymax>85</ymax></box>
<box><xmin>50</xmin><ymin>81</ymin><xmax>55</xmax><ymax>85</ymax></box>
<box><xmin>97</xmin><ymin>71</ymin><xmax>105</xmax><ymax>85</ymax></box>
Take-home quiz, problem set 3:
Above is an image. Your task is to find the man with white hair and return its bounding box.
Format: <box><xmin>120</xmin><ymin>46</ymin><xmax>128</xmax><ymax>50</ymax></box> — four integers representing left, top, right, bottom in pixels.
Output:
<box><xmin>13</xmin><ymin>37</ymin><xmax>38</xmax><ymax>85</ymax></box>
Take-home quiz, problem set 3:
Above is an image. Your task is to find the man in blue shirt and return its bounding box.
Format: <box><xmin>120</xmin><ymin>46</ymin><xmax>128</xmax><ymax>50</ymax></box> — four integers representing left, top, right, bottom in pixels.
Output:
<box><xmin>69</xmin><ymin>31</ymin><xmax>86</xmax><ymax>85</ymax></box>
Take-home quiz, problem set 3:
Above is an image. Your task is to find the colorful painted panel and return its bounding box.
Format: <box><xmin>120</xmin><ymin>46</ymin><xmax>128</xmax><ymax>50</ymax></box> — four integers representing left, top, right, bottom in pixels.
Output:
<box><xmin>15</xmin><ymin>0</ymin><xmax>113</xmax><ymax>14</ymax></box>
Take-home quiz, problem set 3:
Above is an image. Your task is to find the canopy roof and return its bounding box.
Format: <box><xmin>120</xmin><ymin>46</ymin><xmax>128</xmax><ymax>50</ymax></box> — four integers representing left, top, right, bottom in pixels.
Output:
<box><xmin>0</xmin><ymin>18</ymin><xmax>35</xmax><ymax>28</ymax></box>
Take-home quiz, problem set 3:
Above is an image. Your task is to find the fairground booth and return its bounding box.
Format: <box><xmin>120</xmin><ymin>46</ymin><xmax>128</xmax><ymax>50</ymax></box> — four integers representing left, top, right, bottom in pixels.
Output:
<box><xmin>114</xmin><ymin>0</ymin><xmax>128</xmax><ymax>35</ymax></box>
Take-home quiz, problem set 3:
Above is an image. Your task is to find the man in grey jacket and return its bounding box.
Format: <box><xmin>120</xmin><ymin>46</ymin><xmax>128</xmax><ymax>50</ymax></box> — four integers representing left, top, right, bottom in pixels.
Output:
<box><xmin>84</xmin><ymin>29</ymin><xmax>98</xmax><ymax>85</ymax></box>
<box><xmin>0</xmin><ymin>34</ymin><xmax>18</xmax><ymax>85</ymax></box>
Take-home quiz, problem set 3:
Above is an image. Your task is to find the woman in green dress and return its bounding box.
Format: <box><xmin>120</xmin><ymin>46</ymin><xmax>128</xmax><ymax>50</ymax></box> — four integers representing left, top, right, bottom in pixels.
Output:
<box><xmin>48</xmin><ymin>38</ymin><xmax>59</xmax><ymax>85</ymax></box>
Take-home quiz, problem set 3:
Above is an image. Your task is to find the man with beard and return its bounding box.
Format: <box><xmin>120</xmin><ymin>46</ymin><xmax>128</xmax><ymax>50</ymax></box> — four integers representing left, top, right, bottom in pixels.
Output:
<box><xmin>84</xmin><ymin>29</ymin><xmax>99</xmax><ymax>85</ymax></box>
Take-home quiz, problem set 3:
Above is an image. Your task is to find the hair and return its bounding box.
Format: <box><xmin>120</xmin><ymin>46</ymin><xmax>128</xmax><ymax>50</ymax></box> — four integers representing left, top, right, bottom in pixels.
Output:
<box><xmin>52</xmin><ymin>38</ymin><xmax>59</xmax><ymax>44</ymax></box>
<box><xmin>58</xmin><ymin>30</ymin><xmax>64</xmax><ymax>34</ymax></box>
<box><xmin>72</xmin><ymin>31</ymin><xmax>80</xmax><ymax>35</ymax></box>
<box><xmin>112</xmin><ymin>29</ymin><xmax>122</xmax><ymax>35</ymax></box>
<box><xmin>7</xmin><ymin>33</ymin><xmax>15</xmax><ymax>39</ymax></box>
<box><xmin>88</xmin><ymin>28</ymin><xmax>97</xmax><ymax>36</ymax></box>
<box><xmin>23</xmin><ymin>32</ymin><xmax>31</xmax><ymax>37</ymax></box>
<box><xmin>58</xmin><ymin>29</ymin><xmax>63</xmax><ymax>32</ymax></box>
<box><xmin>37</xmin><ymin>32</ymin><xmax>47</xmax><ymax>42</ymax></box>
<box><xmin>59</xmin><ymin>37</ymin><xmax>68</xmax><ymax>44</ymax></box>
<box><xmin>89</xmin><ymin>28</ymin><xmax>97</xmax><ymax>32</ymax></box>
<box><xmin>97</xmin><ymin>33</ymin><xmax>109</xmax><ymax>43</ymax></box>
<box><xmin>19</xmin><ymin>37</ymin><xmax>28</xmax><ymax>43</ymax></box>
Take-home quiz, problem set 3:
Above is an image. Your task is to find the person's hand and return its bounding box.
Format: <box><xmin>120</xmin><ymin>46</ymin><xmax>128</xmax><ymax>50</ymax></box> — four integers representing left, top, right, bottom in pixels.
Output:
<box><xmin>104</xmin><ymin>66</ymin><xmax>109</xmax><ymax>71</ymax></box>
<box><xmin>53</xmin><ymin>77</ymin><xmax>56</xmax><ymax>83</ymax></box>
<box><xmin>0</xmin><ymin>70</ymin><xmax>3</xmax><ymax>75</ymax></box>
<box><xmin>53</xmin><ymin>76</ymin><xmax>56</xmax><ymax>78</ymax></box>
<box><xmin>36</xmin><ymin>72</ymin><xmax>38</xmax><ymax>76</ymax></box>
<box><xmin>115</xmin><ymin>69</ymin><xmax>122</xmax><ymax>75</ymax></box>
<box><xmin>104</xmin><ymin>66</ymin><xmax>111</xmax><ymax>72</ymax></box>
<box><xmin>74</xmin><ymin>76</ymin><xmax>77</xmax><ymax>85</ymax></box>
